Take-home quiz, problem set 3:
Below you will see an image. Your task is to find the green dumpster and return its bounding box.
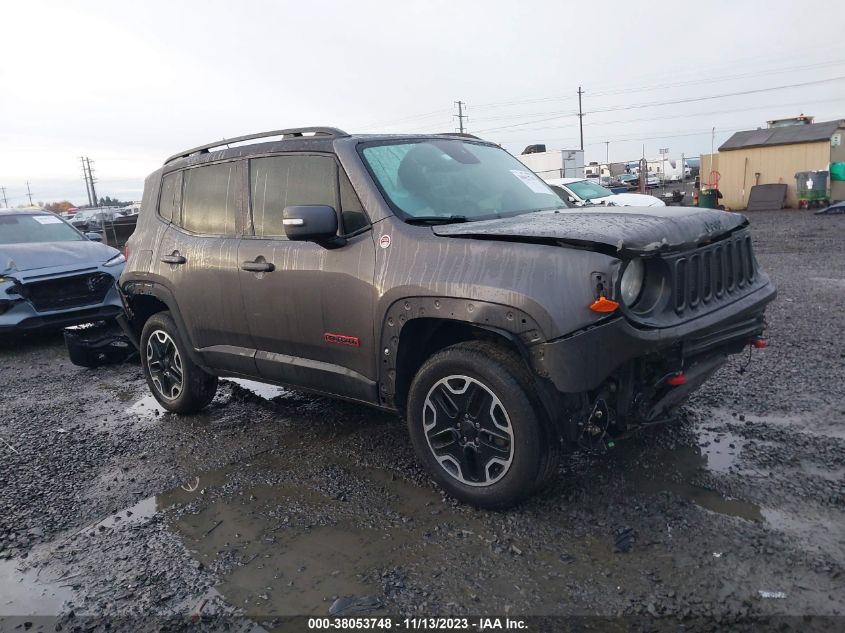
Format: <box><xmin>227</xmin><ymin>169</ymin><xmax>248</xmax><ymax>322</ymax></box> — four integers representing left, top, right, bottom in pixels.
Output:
<box><xmin>795</xmin><ymin>170</ymin><xmax>829</xmax><ymax>209</ymax></box>
<box><xmin>698</xmin><ymin>189</ymin><xmax>718</xmax><ymax>208</ymax></box>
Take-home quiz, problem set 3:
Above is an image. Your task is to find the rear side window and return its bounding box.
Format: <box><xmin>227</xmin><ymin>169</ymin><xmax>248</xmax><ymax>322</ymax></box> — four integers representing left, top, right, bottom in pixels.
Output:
<box><xmin>250</xmin><ymin>155</ymin><xmax>338</xmax><ymax>238</ymax></box>
<box><xmin>158</xmin><ymin>171</ymin><xmax>182</xmax><ymax>223</ymax></box>
<box><xmin>181</xmin><ymin>163</ymin><xmax>237</xmax><ymax>235</ymax></box>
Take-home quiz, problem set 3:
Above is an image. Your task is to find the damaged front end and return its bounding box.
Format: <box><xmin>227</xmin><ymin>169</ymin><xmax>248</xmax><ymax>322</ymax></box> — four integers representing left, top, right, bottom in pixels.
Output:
<box><xmin>528</xmin><ymin>222</ymin><xmax>776</xmax><ymax>449</ymax></box>
<box><xmin>565</xmin><ymin>331</ymin><xmax>764</xmax><ymax>449</ymax></box>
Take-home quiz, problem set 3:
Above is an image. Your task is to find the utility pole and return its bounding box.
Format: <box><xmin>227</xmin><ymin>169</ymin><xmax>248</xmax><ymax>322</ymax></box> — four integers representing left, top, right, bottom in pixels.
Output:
<box><xmin>604</xmin><ymin>141</ymin><xmax>610</xmax><ymax>176</ymax></box>
<box><xmin>454</xmin><ymin>101</ymin><xmax>467</xmax><ymax>134</ymax></box>
<box><xmin>0</xmin><ymin>186</ymin><xmax>7</xmax><ymax>208</ymax></box>
<box><xmin>81</xmin><ymin>156</ymin><xmax>93</xmax><ymax>206</ymax></box>
<box><xmin>25</xmin><ymin>181</ymin><xmax>33</xmax><ymax>206</ymax></box>
<box><xmin>577</xmin><ymin>86</ymin><xmax>585</xmax><ymax>151</ymax></box>
<box><xmin>86</xmin><ymin>157</ymin><xmax>99</xmax><ymax>206</ymax></box>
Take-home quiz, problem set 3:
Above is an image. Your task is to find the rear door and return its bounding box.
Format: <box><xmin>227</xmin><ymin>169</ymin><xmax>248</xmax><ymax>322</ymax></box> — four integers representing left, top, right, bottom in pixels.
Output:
<box><xmin>237</xmin><ymin>153</ymin><xmax>377</xmax><ymax>402</ymax></box>
<box><xmin>156</xmin><ymin>160</ymin><xmax>256</xmax><ymax>375</ymax></box>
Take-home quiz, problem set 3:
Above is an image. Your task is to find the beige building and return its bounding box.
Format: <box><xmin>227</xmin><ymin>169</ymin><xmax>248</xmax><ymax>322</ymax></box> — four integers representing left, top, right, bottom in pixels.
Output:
<box><xmin>704</xmin><ymin>119</ymin><xmax>845</xmax><ymax>209</ymax></box>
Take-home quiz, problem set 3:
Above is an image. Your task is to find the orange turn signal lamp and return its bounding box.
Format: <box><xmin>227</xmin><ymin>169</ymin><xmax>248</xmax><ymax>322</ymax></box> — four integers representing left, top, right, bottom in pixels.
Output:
<box><xmin>589</xmin><ymin>296</ymin><xmax>620</xmax><ymax>313</ymax></box>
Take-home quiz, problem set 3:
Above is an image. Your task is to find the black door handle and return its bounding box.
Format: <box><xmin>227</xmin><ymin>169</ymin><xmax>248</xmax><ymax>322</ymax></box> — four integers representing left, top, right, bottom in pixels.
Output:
<box><xmin>161</xmin><ymin>254</ymin><xmax>186</xmax><ymax>265</ymax></box>
<box><xmin>241</xmin><ymin>261</ymin><xmax>275</xmax><ymax>273</ymax></box>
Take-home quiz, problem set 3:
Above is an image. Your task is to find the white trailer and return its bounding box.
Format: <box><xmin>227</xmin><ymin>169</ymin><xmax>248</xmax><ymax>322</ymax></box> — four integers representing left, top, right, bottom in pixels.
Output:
<box><xmin>516</xmin><ymin>149</ymin><xmax>585</xmax><ymax>179</ymax></box>
<box><xmin>647</xmin><ymin>157</ymin><xmax>690</xmax><ymax>182</ymax></box>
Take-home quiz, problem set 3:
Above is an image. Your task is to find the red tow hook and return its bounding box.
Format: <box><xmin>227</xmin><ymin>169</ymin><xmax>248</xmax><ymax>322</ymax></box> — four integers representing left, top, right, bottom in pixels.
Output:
<box><xmin>666</xmin><ymin>373</ymin><xmax>686</xmax><ymax>386</ymax></box>
<box><xmin>750</xmin><ymin>337</ymin><xmax>768</xmax><ymax>349</ymax></box>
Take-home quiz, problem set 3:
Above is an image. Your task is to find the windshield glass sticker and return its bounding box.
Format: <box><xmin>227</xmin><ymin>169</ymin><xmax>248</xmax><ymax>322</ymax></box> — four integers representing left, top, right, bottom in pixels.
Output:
<box><xmin>509</xmin><ymin>169</ymin><xmax>549</xmax><ymax>194</ymax></box>
<box><xmin>33</xmin><ymin>215</ymin><xmax>63</xmax><ymax>224</ymax></box>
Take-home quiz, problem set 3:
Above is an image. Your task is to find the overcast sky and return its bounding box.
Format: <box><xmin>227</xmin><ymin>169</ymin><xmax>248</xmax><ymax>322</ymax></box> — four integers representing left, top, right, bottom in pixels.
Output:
<box><xmin>2</xmin><ymin>0</ymin><xmax>844</xmax><ymax>205</ymax></box>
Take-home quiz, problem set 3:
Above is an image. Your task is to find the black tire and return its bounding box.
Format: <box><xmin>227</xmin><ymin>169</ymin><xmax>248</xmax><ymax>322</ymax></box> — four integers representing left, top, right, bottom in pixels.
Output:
<box><xmin>140</xmin><ymin>311</ymin><xmax>217</xmax><ymax>414</ymax></box>
<box><xmin>407</xmin><ymin>340</ymin><xmax>557</xmax><ymax>509</ymax></box>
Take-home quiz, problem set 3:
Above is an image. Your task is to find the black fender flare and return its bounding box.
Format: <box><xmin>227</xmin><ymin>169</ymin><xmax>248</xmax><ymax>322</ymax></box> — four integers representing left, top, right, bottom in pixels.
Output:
<box><xmin>121</xmin><ymin>280</ymin><xmax>210</xmax><ymax>371</ymax></box>
<box><xmin>377</xmin><ymin>296</ymin><xmax>550</xmax><ymax>408</ymax></box>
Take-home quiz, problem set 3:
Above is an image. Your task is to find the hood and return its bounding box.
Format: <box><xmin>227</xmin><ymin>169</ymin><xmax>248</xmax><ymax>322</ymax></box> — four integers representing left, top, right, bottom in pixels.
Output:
<box><xmin>432</xmin><ymin>206</ymin><xmax>747</xmax><ymax>255</ymax></box>
<box><xmin>0</xmin><ymin>240</ymin><xmax>119</xmax><ymax>274</ymax></box>
<box><xmin>590</xmin><ymin>193</ymin><xmax>665</xmax><ymax>207</ymax></box>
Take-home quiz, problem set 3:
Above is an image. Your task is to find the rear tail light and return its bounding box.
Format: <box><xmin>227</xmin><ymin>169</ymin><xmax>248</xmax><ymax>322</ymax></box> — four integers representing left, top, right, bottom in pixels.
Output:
<box><xmin>666</xmin><ymin>373</ymin><xmax>686</xmax><ymax>386</ymax></box>
<box><xmin>124</xmin><ymin>245</ymin><xmax>130</xmax><ymax>259</ymax></box>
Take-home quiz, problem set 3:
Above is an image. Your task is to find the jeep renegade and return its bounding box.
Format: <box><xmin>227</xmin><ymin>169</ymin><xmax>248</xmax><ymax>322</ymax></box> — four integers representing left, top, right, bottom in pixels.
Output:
<box><xmin>119</xmin><ymin>127</ymin><xmax>775</xmax><ymax>508</ymax></box>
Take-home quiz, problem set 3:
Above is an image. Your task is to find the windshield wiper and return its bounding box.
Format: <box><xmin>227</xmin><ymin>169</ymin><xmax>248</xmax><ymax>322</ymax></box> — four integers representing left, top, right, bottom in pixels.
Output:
<box><xmin>404</xmin><ymin>215</ymin><xmax>469</xmax><ymax>225</ymax></box>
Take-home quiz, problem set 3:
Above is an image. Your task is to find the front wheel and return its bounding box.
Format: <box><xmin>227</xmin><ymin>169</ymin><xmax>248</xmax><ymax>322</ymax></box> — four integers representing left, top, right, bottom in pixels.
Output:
<box><xmin>407</xmin><ymin>341</ymin><xmax>556</xmax><ymax>508</ymax></box>
<box><xmin>140</xmin><ymin>311</ymin><xmax>218</xmax><ymax>413</ymax></box>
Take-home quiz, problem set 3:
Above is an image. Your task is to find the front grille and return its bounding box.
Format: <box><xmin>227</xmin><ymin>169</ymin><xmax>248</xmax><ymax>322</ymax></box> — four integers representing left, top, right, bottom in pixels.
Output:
<box><xmin>670</xmin><ymin>230</ymin><xmax>757</xmax><ymax>315</ymax></box>
<box><xmin>19</xmin><ymin>272</ymin><xmax>114</xmax><ymax>312</ymax></box>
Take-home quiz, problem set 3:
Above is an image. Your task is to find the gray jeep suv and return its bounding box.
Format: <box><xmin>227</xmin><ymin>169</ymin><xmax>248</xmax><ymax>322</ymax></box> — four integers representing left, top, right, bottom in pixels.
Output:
<box><xmin>119</xmin><ymin>127</ymin><xmax>775</xmax><ymax>508</ymax></box>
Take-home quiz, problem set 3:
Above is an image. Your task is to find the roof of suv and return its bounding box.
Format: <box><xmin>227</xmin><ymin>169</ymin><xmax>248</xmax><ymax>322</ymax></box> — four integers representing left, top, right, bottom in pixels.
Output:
<box><xmin>162</xmin><ymin>127</ymin><xmax>488</xmax><ymax>169</ymax></box>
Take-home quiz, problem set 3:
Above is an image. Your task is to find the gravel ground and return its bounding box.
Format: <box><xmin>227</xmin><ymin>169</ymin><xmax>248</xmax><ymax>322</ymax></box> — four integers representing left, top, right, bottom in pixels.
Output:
<box><xmin>0</xmin><ymin>208</ymin><xmax>843</xmax><ymax>631</ymax></box>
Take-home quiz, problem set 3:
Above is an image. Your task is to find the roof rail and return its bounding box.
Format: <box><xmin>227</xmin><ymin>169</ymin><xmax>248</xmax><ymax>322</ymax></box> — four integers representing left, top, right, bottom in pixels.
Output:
<box><xmin>163</xmin><ymin>127</ymin><xmax>349</xmax><ymax>165</ymax></box>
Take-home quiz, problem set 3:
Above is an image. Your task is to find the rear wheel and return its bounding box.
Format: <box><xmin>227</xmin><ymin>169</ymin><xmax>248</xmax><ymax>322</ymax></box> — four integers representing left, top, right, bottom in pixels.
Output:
<box><xmin>140</xmin><ymin>311</ymin><xmax>217</xmax><ymax>413</ymax></box>
<box><xmin>407</xmin><ymin>341</ymin><xmax>558</xmax><ymax>508</ymax></box>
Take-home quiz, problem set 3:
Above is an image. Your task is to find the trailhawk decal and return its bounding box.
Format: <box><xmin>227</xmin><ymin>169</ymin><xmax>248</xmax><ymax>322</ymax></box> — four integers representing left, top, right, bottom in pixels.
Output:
<box><xmin>324</xmin><ymin>332</ymin><xmax>361</xmax><ymax>347</ymax></box>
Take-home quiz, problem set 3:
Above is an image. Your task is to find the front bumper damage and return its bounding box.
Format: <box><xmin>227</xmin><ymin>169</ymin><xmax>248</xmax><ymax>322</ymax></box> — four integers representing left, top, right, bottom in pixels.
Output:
<box><xmin>0</xmin><ymin>265</ymin><xmax>124</xmax><ymax>332</ymax></box>
<box><xmin>532</xmin><ymin>281</ymin><xmax>776</xmax><ymax>440</ymax></box>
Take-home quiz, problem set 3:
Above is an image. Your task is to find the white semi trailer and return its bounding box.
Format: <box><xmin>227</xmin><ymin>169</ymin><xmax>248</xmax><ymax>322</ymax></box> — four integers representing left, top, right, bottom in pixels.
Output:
<box><xmin>515</xmin><ymin>148</ymin><xmax>585</xmax><ymax>179</ymax></box>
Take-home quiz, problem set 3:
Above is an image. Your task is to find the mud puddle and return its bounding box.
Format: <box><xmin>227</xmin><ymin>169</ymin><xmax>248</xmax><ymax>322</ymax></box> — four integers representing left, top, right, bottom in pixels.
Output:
<box><xmin>126</xmin><ymin>379</ymin><xmax>288</xmax><ymax>419</ymax></box>
<box><xmin>161</xmin><ymin>458</ymin><xmax>465</xmax><ymax>618</ymax></box>
<box><xmin>617</xmin><ymin>425</ymin><xmax>764</xmax><ymax>522</ymax></box>
<box><xmin>0</xmin><ymin>553</ymin><xmax>76</xmax><ymax>616</ymax></box>
<box><xmin>67</xmin><ymin>441</ymin><xmax>495</xmax><ymax>620</ymax></box>
<box><xmin>708</xmin><ymin>407</ymin><xmax>845</xmax><ymax>440</ymax></box>
<box><xmin>224</xmin><ymin>378</ymin><xmax>289</xmax><ymax>400</ymax></box>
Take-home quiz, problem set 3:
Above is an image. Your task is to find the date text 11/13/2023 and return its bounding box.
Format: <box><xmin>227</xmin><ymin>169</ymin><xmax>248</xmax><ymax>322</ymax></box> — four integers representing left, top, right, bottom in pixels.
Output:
<box><xmin>307</xmin><ymin>617</ymin><xmax>528</xmax><ymax>630</ymax></box>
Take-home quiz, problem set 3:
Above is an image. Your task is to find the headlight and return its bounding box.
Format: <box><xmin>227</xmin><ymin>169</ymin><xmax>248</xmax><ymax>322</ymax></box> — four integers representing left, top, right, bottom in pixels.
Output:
<box><xmin>104</xmin><ymin>253</ymin><xmax>126</xmax><ymax>267</ymax></box>
<box><xmin>620</xmin><ymin>259</ymin><xmax>644</xmax><ymax>306</ymax></box>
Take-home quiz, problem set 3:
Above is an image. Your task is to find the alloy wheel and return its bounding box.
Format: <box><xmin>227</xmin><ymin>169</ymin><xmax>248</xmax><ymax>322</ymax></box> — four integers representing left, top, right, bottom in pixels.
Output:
<box><xmin>146</xmin><ymin>330</ymin><xmax>183</xmax><ymax>400</ymax></box>
<box><xmin>423</xmin><ymin>375</ymin><xmax>514</xmax><ymax>487</ymax></box>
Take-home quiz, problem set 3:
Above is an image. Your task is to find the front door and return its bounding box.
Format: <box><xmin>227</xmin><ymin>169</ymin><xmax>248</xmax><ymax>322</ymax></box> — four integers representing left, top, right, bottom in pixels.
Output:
<box><xmin>237</xmin><ymin>153</ymin><xmax>377</xmax><ymax>402</ymax></box>
<box><xmin>156</xmin><ymin>161</ymin><xmax>256</xmax><ymax>376</ymax></box>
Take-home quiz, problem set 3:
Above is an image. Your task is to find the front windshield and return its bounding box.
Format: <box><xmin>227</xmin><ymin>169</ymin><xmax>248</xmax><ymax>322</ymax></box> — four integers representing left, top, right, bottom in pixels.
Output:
<box><xmin>566</xmin><ymin>180</ymin><xmax>613</xmax><ymax>201</ymax></box>
<box><xmin>361</xmin><ymin>140</ymin><xmax>565</xmax><ymax>221</ymax></box>
<box><xmin>0</xmin><ymin>214</ymin><xmax>84</xmax><ymax>244</ymax></box>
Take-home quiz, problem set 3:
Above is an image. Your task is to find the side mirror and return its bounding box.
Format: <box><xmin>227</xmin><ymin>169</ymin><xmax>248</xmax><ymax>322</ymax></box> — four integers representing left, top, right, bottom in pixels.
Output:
<box><xmin>568</xmin><ymin>195</ymin><xmax>576</xmax><ymax>203</ymax></box>
<box><xmin>283</xmin><ymin>205</ymin><xmax>346</xmax><ymax>248</ymax></box>
<box><xmin>85</xmin><ymin>232</ymin><xmax>103</xmax><ymax>242</ymax></box>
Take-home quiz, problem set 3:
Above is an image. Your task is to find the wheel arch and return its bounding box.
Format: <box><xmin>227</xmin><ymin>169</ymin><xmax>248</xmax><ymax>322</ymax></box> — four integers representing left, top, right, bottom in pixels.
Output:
<box><xmin>121</xmin><ymin>281</ymin><xmax>207</xmax><ymax>369</ymax></box>
<box><xmin>379</xmin><ymin>297</ymin><xmax>548</xmax><ymax>414</ymax></box>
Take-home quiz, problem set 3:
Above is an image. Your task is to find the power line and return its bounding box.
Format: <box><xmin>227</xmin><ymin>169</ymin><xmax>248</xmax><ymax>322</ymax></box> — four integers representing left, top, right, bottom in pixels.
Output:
<box><xmin>588</xmin><ymin>76</ymin><xmax>845</xmax><ymax>115</ymax></box>
<box><xmin>474</xmin><ymin>75</ymin><xmax>845</xmax><ymax>134</ymax></box>
<box><xmin>470</xmin><ymin>55</ymin><xmax>845</xmax><ymax>112</ymax></box>
<box><xmin>491</xmin><ymin>96</ymin><xmax>845</xmax><ymax>137</ymax></box>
